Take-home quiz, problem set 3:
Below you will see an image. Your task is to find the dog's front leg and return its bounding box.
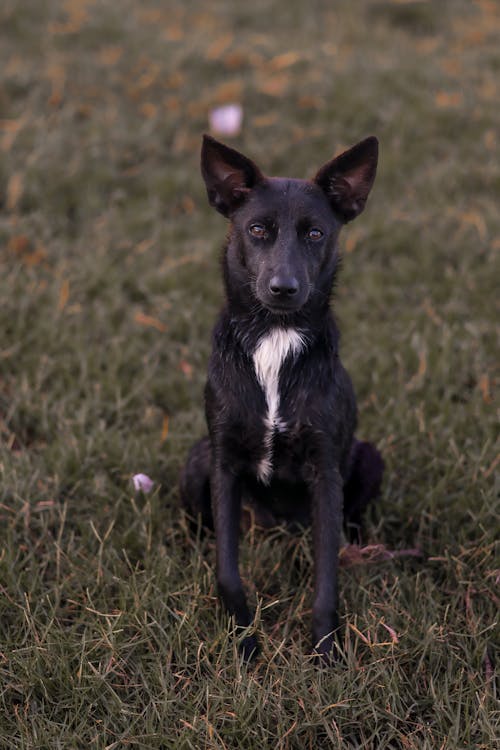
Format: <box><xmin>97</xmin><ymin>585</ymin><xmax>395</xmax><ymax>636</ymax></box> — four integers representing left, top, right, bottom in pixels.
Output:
<box><xmin>212</xmin><ymin>463</ymin><xmax>258</xmax><ymax>660</ymax></box>
<box><xmin>311</xmin><ymin>466</ymin><xmax>343</xmax><ymax>661</ymax></box>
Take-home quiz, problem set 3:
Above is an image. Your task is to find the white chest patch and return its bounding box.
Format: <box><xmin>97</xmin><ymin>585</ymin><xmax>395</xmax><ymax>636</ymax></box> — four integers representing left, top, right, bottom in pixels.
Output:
<box><xmin>252</xmin><ymin>327</ymin><xmax>306</xmax><ymax>484</ymax></box>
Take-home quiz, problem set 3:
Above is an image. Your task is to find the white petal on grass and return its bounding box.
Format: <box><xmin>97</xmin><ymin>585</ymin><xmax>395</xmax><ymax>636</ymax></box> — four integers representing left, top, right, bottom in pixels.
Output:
<box><xmin>132</xmin><ymin>473</ymin><xmax>154</xmax><ymax>493</ymax></box>
<box><xmin>209</xmin><ymin>104</ymin><xmax>243</xmax><ymax>136</ymax></box>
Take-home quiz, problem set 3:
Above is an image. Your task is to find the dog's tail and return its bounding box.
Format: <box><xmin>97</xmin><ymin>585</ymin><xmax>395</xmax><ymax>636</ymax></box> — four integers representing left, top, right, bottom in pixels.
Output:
<box><xmin>179</xmin><ymin>436</ymin><xmax>214</xmax><ymax>531</ymax></box>
<box><xmin>343</xmin><ymin>439</ymin><xmax>384</xmax><ymax>543</ymax></box>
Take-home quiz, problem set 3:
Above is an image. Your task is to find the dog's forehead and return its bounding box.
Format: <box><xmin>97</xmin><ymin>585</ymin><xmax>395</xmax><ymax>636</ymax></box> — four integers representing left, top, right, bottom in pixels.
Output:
<box><xmin>244</xmin><ymin>177</ymin><xmax>332</xmax><ymax>218</ymax></box>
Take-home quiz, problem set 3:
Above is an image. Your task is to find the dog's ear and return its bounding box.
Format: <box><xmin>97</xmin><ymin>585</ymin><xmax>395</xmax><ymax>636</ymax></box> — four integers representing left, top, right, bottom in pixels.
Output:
<box><xmin>201</xmin><ymin>135</ymin><xmax>264</xmax><ymax>217</ymax></box>
<box><xmin>314</xmin><ymin>137</ymin><xmax>378</xmax><ymax>222</ymax></box>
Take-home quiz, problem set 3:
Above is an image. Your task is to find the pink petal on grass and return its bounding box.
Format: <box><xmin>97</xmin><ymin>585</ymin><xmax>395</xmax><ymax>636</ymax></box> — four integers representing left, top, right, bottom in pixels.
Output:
<box><xmin>209</xmin><ymin>104</ymin><xmax>243</xmax><ymax>136</ymax></box>
<box><xmin>132</xmin><ymin>473</ymin><xmax>154</xmax><ymax>493</ymax></box>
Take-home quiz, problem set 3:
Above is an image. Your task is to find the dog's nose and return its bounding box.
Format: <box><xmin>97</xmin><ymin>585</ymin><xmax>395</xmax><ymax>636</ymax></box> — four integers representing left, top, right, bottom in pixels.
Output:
<box><xmin>269</xmin><ymin>275</ymin><xmax>299</xmax><ymax>297</ymax></box>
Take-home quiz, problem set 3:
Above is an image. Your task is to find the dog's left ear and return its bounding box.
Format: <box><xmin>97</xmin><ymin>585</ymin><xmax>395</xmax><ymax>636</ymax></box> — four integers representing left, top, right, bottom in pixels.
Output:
<box><xmin>201</xmin><ymin>135</ymin><xmax>264</xmax><ymax>217</ymax></box>
<box><xmin>314</xmin><ymin>137</ymin><xmax>378</xmax><ymax>222</ymax></box>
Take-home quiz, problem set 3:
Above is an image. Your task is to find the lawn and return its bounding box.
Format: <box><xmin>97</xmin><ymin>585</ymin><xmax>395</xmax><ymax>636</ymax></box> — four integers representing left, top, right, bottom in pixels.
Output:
<box><xmin>0</xmin><ymin>1</ymin><xmax>498</xmax><ymax>748</ymax></box>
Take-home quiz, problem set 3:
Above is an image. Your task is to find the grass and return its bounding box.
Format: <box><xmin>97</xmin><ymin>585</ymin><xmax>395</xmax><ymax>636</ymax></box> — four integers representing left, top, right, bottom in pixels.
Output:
<box><xmin>0</xmin><ymin>0</ymin><xmax>498</xmax><ymax>747</ymax></box>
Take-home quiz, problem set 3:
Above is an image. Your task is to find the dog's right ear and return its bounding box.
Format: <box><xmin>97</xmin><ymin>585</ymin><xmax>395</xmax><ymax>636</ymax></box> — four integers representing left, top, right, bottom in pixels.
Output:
<box><xmin>201</xmin><ymin>135</ymin><xmax>264</xmax><ymax>217</ymax></box>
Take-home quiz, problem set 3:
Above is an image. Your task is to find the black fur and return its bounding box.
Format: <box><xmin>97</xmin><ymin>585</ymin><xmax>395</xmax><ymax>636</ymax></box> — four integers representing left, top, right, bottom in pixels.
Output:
<box><xmin>180</xmin><ymin>135</ymin><xmax>384</xmax><ymax>662</ymax></box>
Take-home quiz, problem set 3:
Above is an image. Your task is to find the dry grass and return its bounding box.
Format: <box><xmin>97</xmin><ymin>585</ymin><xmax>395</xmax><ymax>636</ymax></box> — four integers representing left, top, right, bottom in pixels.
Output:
<box><xmin>0</xmin><ymin>1</ymin><xmax>498</xmax><ymax>747</ymax></box>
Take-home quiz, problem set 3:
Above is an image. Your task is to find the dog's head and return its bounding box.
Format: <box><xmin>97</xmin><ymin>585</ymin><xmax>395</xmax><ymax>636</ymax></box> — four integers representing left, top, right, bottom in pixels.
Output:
<box><xmin>201</xmin><ymin>135</ymin><xmax>378</xmax><ymax>315</ymax></box>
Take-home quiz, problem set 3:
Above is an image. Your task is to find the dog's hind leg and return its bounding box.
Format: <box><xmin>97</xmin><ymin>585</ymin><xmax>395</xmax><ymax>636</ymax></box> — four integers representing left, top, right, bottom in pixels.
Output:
<box><xmin>343</xmin><ymin>439</ymin><xmax>384</xmax><ymax>543</ymax></box>
<box><xmin>180</xmin><ymin>436</ymin><xmax>213</xmax><ymax>530</ymax></box>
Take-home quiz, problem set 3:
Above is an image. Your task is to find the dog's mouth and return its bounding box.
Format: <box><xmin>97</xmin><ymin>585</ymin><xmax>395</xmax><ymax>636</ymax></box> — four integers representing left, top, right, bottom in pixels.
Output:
<box><xmin>263</xmin><ymin>301</ymin><xmax>300</xmax><ymax>315</ymax></box>
<box><xmin>259</xmin><ymin>292</ymin><xmax>309</xmax><ymax>315</ymax></box>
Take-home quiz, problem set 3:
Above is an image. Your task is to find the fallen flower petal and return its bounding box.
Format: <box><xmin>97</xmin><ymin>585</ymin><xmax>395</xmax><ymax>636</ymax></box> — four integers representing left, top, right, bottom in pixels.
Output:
<box><xmin>132</xmin><ymin>473</ymin><xmax>154</xmax><ymax>493</ymax></box>
<box><xmin>209</xmin><ymin>103</ymin><xmax>243</xmax><ymax>136</ymax></box>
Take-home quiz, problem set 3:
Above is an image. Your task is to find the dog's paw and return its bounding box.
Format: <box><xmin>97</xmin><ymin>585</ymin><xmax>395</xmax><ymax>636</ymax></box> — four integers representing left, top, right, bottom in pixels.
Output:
<box><xmin>312</xmin><ymin>633</ymin><xmax>342</xmax><ymax>666</ymax></box>
<box><xmin>239</xmin><ymin>633</ymin><xmax>259</xmax><ymax>663</ymax></box>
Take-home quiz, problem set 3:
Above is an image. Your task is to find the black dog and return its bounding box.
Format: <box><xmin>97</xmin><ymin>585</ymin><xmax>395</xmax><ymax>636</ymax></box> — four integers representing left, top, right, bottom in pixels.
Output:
<box><xmin>180</xmin><ymin>135</ymin><xmax>384</xmax><ymax>661</ymax></box>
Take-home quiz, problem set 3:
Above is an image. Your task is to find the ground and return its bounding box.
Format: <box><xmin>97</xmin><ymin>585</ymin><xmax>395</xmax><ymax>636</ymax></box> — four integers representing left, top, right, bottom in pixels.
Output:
<box><xmin>0</xmin><ymin>1</ymin><xmax>498</xmax><ymax>748</ymax></box>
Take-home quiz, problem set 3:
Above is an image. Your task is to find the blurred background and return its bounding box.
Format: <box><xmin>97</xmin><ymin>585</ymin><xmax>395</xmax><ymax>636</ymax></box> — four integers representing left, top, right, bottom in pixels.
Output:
<box><xmin>0</xmin><ymin>1</ymin><xmax>498</xmax><ymax>746</ymax></box>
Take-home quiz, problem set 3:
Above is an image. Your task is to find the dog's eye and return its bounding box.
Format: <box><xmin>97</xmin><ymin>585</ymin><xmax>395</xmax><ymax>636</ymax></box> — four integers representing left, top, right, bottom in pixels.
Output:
<box><xmin>249</xmin><ymin>223</ymin><xmax>268</xmax><ymax>239</ymax></box>
<box><xmin>307</xmin><ymin>228</ymin><xmax>323</xmax><ymax>241</ymax></box>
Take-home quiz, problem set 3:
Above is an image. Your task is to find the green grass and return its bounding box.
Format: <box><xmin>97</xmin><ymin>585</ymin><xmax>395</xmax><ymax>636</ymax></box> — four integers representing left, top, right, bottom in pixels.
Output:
<box><xmin>0</xmin><ymin>0</ymin><xmax>498</xmax><ymax>747</ymax></box>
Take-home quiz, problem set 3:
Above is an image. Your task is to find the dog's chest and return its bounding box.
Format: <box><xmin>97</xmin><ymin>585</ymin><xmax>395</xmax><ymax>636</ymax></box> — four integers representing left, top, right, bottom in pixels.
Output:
<box><xmin>252</xmin><ymin>327</ymin><xmax>305</xmax><ymax>484</ymax></box>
